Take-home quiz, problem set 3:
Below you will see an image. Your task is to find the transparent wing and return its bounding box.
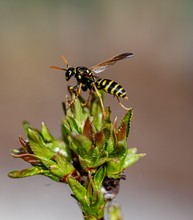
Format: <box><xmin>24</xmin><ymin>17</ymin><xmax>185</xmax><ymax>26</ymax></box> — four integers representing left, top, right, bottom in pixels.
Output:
<box><xmin>90</xmin><ymin>52</ymin><xmax>133</xmax><ymax>74</ymax></box>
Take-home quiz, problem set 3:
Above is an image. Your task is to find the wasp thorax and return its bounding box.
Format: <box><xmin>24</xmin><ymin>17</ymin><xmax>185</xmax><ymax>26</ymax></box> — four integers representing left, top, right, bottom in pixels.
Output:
<box><xmin>65</xmin><ymin>67</ymin><xmax>75</xmax><ymax>81</ymax></box>
<box><xmin>77</xmin><ymin>66</ymin><xmax>91</xmax><ymax>75</ymax></box>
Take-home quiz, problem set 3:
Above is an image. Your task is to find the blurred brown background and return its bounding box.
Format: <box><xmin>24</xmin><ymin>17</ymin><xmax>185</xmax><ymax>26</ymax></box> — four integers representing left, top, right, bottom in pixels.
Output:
<box><xmin>1</xmin><ymin>0</ymin><xmax>193</xmax><ymax>219</ymax></box>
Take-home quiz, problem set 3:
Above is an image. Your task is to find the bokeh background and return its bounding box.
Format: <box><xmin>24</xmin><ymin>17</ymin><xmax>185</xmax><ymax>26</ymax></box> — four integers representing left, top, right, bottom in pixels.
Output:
<box><xmin>1</xmin><ymin>0</ymin><xmax>193</xmax><ymax>219</ymax></box>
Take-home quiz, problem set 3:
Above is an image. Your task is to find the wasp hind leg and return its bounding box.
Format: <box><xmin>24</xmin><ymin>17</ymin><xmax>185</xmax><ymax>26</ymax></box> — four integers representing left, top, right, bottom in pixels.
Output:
<box><xmin>91</xmin><ymin>82</ymin><xmax>106</xmax><ymax>118</ymax></box>
<box><xmin>116</xmin><ymin>96</ymin><xmax>132</xmax><ymax>111</ymax></box>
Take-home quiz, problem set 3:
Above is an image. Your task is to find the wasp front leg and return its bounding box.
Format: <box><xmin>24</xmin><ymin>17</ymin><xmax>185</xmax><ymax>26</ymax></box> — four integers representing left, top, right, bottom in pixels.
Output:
<box><xmin>67</xmin><ymin>83</ymin><xmax>83</xmax><ymax>109</ymax></box>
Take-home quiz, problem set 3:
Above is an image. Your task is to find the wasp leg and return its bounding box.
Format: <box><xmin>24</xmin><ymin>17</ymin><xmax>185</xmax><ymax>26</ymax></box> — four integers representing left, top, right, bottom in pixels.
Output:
<box><xmin>116</xmin><ymin>96</ymin><xmax>132</xmax><ymax>111</ymax></box>
<box><xmin>81</xmin><ymin>90</ymin><xmax>92</xmax><ymax>107</ymax></box>
<box><xmin>91</xmin><ymin>83</ymin><xmax>106</xmax><ymax>118</ymax></box>
<box><xmin>67</xmin><ymin>83</ymin><xmax>83</xmax><ymax>109</ymax></box>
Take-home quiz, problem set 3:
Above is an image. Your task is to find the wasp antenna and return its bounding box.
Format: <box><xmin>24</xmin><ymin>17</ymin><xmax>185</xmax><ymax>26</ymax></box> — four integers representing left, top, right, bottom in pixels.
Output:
<box><xmin>50</xmin><ymin>66</ymin><xmax>66</xmax><ymax>71</ymax></box>
<box><xmin>61</xmin><ymin>56</ymin><xmax>69</xmax><ymax>68</ymax></box>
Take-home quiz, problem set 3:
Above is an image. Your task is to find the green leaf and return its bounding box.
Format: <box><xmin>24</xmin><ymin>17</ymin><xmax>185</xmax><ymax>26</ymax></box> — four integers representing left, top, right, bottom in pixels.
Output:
<box><xmin>23</xmin><ymin>122</ymin><xmax>45</xmax><ymax>143</ymax></box>
<box><xmin>8</xmin><ymin>167</ymin><xmax>44</xmax><ymax>178</ymax></box>
<box><xmin>43</xmin><ymin>172</ymin><xmax>61</xmax><ymax>182</ymax></box>
<box><xmin>46</xmin><ymin>140</ymin><xmax>71</xmax><ymax>161</ymax></box>
<box><xmin>104</xmin><ymin>107</ymin><xmax>111</xmax><ymax>126</ymax></box>
<box><xmin>70</xmin><ymin>133</ymin><xmax>92</xmax><ymax>155</ymax></box>
<box><xmin>79</xmin><ymin>151</ymin><xmax>108</xmax><ymax>170</ymax></box>
<box><xmin>94</xmin><ymin>166</ymin><xmax>106</xmax><ymax>189</ymax></box>
<box><xmin>74</xmin><ymin>95</ymin><xmax>85</xmax><ymax>127</ymax></box>
<box><xmin>41</xmin><ymin>122</ymin><xmax>53</xmax><ymax>142</ymax></box>
<box><xmin>68</xmin><ymin>174</ymin><xmax>105</xmax><ymax>219</ymax></box>
<box><xmin>123</xmin><ymin>148</ymin><xmax>146</xmax><ymax>169</ymax></box>
<box><xmin>51</xmin><ymin>153</ymin><xmax>76</xmax><ymax>178</ymax></box>
<box><xmin>113</xmin><ymin>140</ymin><xmax>128</xmax><ymax>156</ymax></box>
<box><xmin>87</xmin><ymin>173</ymin><xmax>105</xmax><ymax>218</ymax></box>
<box><xmin>61</xmin><ymin>118</ymin><xmax>71</xmax><ymax>144</ymax></box>
<box><xmin>22</xmin><ymin>121</ymin><xmax>31</xmax><ymax>134</ymax></box>
<box><xmin>27</xmin><ymin>128</ymin><xmax>40</xmax><ymax>142</ymax></box>
<box><xmin>68</xmin><ymin>176</ymin><xmax>89</xmax><ymax>206</ymax></box>
<box><xmin>67</xmin><ymin>116</ymin><xmax>81</xmax><ymax>133</ymax></box>
<box><xmin>106</xmin><ymin>134</ymin><xmax>115</xmax><ymax>154</ymax></box>
<box><xmin>28</xmin><ymin>138</ymin><xmax>54</xmax><ymax>160</ymax></box>
<box><xmin>106</xmin><ymin>149</ymin><xmax>127</xmax><ymax>178</ymax></box>
<box><xmin>127</xmin><ymin>147</ymin><xmax>137</xmax><ymax>154</ymax></box>
<box><xmin>91</xmin><ymin>97</ymin><xmax>103</xmax><ymax>131</ymax></box>
<box><xmin>37</xmin><ymin>155</ymin><xmax>56</xmax><ymax>169</ymax></box>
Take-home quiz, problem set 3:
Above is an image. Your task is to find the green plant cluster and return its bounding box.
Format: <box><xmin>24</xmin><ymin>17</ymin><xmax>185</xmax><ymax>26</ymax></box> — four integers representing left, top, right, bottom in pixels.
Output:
<box><xmin>9</xmin><ymin>92</ymin><xmax>145</xmax><ymax>220</ymax></box>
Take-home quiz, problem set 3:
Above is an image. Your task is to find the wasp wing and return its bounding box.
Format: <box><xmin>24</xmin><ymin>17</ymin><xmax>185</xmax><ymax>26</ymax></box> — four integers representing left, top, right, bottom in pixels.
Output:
<box><xmin>90</xmin><ymin>52</ymin><xmax>133</xmax><ymax>74</ymax></box>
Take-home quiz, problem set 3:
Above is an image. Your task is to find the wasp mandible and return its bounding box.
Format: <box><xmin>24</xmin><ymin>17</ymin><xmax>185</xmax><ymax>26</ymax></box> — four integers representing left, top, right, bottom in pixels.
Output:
<box><xmin>50</xmin><ymin>53</ymin><xmax>133</xmax><ymax>117</ymax></box>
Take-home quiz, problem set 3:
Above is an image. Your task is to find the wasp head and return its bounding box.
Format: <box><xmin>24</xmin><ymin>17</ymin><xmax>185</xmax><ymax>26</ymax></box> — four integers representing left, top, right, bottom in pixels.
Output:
<box><xmin>65</xmin><ymin>67</ymin><xmax>75</xmax><ymax>81</ymax></box>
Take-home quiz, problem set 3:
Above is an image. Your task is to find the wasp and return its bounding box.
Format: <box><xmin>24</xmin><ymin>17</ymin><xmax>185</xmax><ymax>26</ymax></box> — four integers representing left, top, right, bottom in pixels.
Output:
<box><xmin>50</xmin><ymin>53</ymin><xmax>133</xmax><ymax>117</ymax></box>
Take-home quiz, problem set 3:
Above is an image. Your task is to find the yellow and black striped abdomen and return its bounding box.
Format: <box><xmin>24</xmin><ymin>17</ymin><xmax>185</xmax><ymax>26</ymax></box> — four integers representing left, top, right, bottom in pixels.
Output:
<box><xmin>96</xmin><ymin>79</ymin><xmax>127</xmax><ymax>99</ymax></box>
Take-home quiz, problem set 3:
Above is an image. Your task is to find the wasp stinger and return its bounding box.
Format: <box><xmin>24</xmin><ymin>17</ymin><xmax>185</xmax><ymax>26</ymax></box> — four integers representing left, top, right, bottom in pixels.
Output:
<box><xmin>50</xmin><ymin>53</ymin><xmax>133</xmax><ymax>117</ymax></box>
